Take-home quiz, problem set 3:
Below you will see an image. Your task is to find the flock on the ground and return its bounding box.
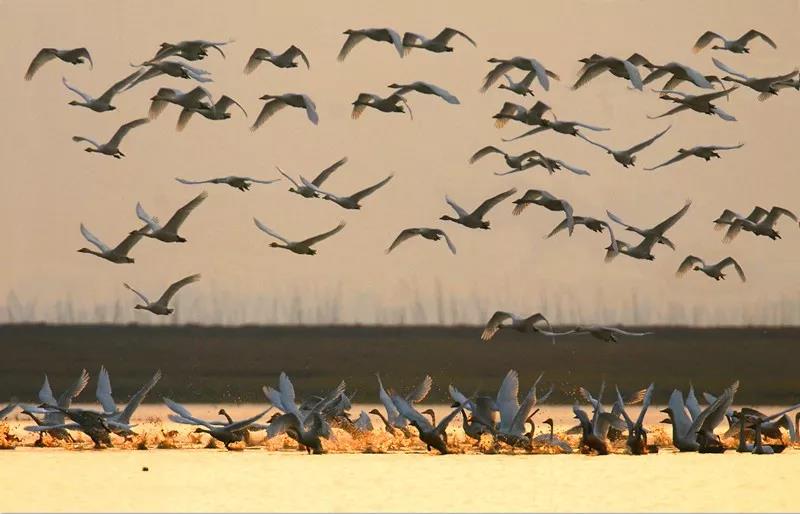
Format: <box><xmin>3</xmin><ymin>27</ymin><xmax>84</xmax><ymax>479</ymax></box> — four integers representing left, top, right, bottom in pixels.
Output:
<box><xmin>24</xmin><ymin>27</ymin><xmax>800</xmax><ymax>337</ymax></box>
<box><xmin>1</xmin><ymin>368</ymin><xmax>799</xmax><ymax>455</ymax></box>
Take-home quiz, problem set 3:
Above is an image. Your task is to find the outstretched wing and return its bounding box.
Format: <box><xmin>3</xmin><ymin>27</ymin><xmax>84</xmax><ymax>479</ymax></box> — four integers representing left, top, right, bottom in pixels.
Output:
<box><xmin>253</xmin><ymin>218</ymin><xmax>291</xmax><ymax>244</ymax></box>
<box><xmin>298</xmin><ymin>221</ymin><xmax>346</xmax><ymax>247</ymax></box>
<box><xmin>603</xmin><ymin>327</ymin><xmax>653</xmax><ymax>336</ymax></box>
<box><xmin>472</xmin><ymin>188</ymin><xmax>517</xmax><ymax>218</ymax></box>
<box><xmin>299</xmin><ymin>94</ymin><xmax>319</xmax><ymax>124</ymax></box>
<box><xmin>109</xmin><ymin>118</ymin><xmax>149</xmax><ymax>148</ymax></box>
<box><xmin>350</xmin><ymin>174</ymin><xmax>393</xmax><ymax>202</ymax></box>
<box><xmin>693</xmin><ymin>31</ymin><xmax>724</xmax><ymax>53</ymax></box>
<box><xmin>337</xmin><ymin>32</ymin><xmax>367</xmax><ymax>62</ymax></box>
<box><xmin>577</xmin><ymin>132</ymin><xmax>613</xmax><ymax>153</ymax></box>
<box><xmin>156</xmin><ymin>274</ymin><xmax>201</xmax><ymax>305</ymax></box>
<box><xmin>162</xmin><ymin>191</ymin><xmax>208</xmax><ymax>233</ymax></box>
<box><xmin>405</xmin><ymin>375</ymin><xmax>433</xmax><ymax>404</ymax></box>
<box><xmin>677</xmin><ymin>255</ymin><xmax>704</xmax><ymax>276</ymax></box>
<box><xmin>481</xmin><ymin>61</ymin><xmax>515</xmax><ymax>92</ymax></box>
<box><xmin>118</xmin><ymin>369</ymin><xmax>162</xmax><ymax>424</ymax></box>
<box><xmin>469</xmin><ymin>146</ymin><xmax>504</xmax><ymax>164</ymax></box>
<box><xmin>58</xmin><ymin>368</ymin><xmax>90</xmax><ymax>408</ymax></box>
<box><xmin>275</xmin><ymin>168</ymin><xmax>301</xmax><ymax>189</ymax></box>
<box><xmin>718</xmin><ymin>257</ymin><xmax>746</xmax><ymax>282</ymax></box>
<box><xmin>251</xmin><ymin>99</ymin><xmax>288</xmax><ymax>131</ymax></box>
<box><xmin>62</xmin><ymin>76</ymin><xmax>93</xmax><ymax>102</ymax></box>
<box><xmin>712</xmin><ymin>58</ymin><xmax>749</xmax><ymax>81</ymax></box>
<box><xmin>739</xmin><ymin>29</ymin><xmax>777</xmax><ymax>49</ymax></box>
<box><xmin>79</xmin><ymin>223</ymin><xmax>110</xmax><ymax>253</ymax></box>
<box><xmin>445</xmin><ymin>196</ymin><xmax>469</xmax><ymax>218</ymax></box>
<box><xmin>285</xmin><ymin>45</ymin><xmax>310</xmax><ymax>68</ymax></box>
<box><xmin>437</xmin><ymin>230</ymin><xmax>457</xmax><ymax>255</ymax></box>
<box><xmin>432</xmin><ymin>27</ymin><xmax>477</xmax><ymax>47</ymax></box>
<box><xmin>25</xmin><ymin>49</ymin><xmax>57</xmax><ymax>80</ymax></box>
<box><xmin>652</xmin><ymin>200</ymin><xmax>691</xmax><ymax>235</ymax></box>
<box><xmin>644</xmin><ymin>151</ymin><xmax>690</xmax><ymax>171</ymax></box>
<box><xmin>386</xmin><ymin>229</ymin><xmax>421</xmax><ymax>254</ymax></box>
<box><xmin>216</xmin><ymin>95</ymin><xmax>248</xmax><ymax>117</ymax></box>
<box><xmin>95</xmin><ymin>366</ymin><xmax>117</xmax><ymax>414</ymax></box>
<box><xmin>764</xmin><ymin>206</ymin><xmax>798</xmax><ymax>227</ymax></box>
<box><xmin>123</xmin><ymin>283</ymin><xmax>150</xmax><ymax>305</ymax></box>
<box><xmin>572</xmin><ymin>61</ymin><xmax>611</xmax><ymax>90</ymax></box>
<box><xmin>312</xmin><ymin>157</ymin><xmax>348</xmax><ymax>186</ymax></box>
<box><xmin>481</xmin><ymin>311</ymin><xmax>513</xmax><ymax>341</ymax></box>
<box><xmin>175</xmin><ymin>177</ymin><xmax>214</xmax><ymax>185</ymax></box>
<box><xmin>626</xmin><ymin>125</ymin><xmax>671</xmax><ymax>155</ymax></box>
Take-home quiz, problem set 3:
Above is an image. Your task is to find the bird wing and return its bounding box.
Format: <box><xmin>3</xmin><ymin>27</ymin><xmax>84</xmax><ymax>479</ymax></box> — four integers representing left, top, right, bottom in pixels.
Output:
<box><xmin>79</xmin><ymin>223</ymin><xmax>110</xmax><ymax>253</ymax></box>
<box><xmin>337</xmin><ymin>32</ymin><xmax>367</xmax><ymax>61</ymax></box>
<box><xmin>383</xmin><ymin>28</ymin><xmax>405</xmax><ymax>57</ymax></box>
<box><xmin>250</xmin><ymin>99</ymin><xmax>288</xmax><ymax>131</ymax></box>
<box><xmin>95</xmin><ymin>366</ymin><xmax>117</xmax><ymax>414</ymax></box>
<box><xmin>745</xmin><ymin>206</ymin><xmax>769</xmax><ymax>223</ymax></box>
<box><xmin>573</xmin><ymin>121</ymin><xmax>609</xmax><ymax>132</ymax></box>
<box><xmin>481</xmin><ymin>311</ymin><xmax>513</xmax><ymax>341</ymax></box>
<box><xmin>216</xmin><ymin>95</ymin><xmax>248</xmax><ymax>117</ymax></box>
<box><xmin>391</xmin><ymin>394</ymin><xmax>433</xmax><ymax>431</ymax></box>
<box><xmin>739</xmin><ymin>29</ymin><xmax>777</xmax><ymax>49</ymax></box>
<box><xmin>58</xmin><ymin>368</ymin><xmax>90</xmax><ymax>408</ymax></box>
<box><xmin>162</xmin><ymin>191</ymin><xmax>208</xmax><ymax>234</ymax></box>
<box><xmin>38</xmin><ymin>375</ymin><xmax>58</xmax><ymax>407</ymax></box>
<box><xmin>123</xmin><ymin>283</ymin><xmax>150</xmax><ymax>305</ymax></box>
<box><xmin>692</xmin><ymin>31</ymin><xmax>724</xmax><ymax>52</ymax></box>
<box><xmin>646</xmin><ymin>103</ymin><xmax>690</xmax><ymax>120</ymax></box>
<box><xmin>156</xmin><ymin>274</ymin><xmax>201</xmax><ymax>306</ymax></box>
<box><xmin>626</xmin><ymin>125</ymin><xmax>671</xmax><ymax>154</ymax></box>
<box><xmin>603</xmin><ymin>327</ymin><xmax>654</xmax><ymax>336</ymax></box>
<box><xmin>502</xmin><ymin>126</ymin><xmax>549</xmax><ymax>142</ymax></box>
<box><xmin>266</xmin><ymin>412</ymin><xmax>302</xmax><ymax>438</ymax></box>
<box><xmin>472</xmin><ymin>188</ymin><xmax>517</xmax><ymax>218</ymax></box>
<box><xmin>712</xmin><ymin>58</ymin><xmax>749</xmax><ymax>81</ymax></box>
<box><xmin>677</xmin><ymin>255</ymin><xmax>705</xmax><ymax>276</ymax></box>
<box><xmin>469</xmin><ymin>146</ymin><xmax>504</xmax><ymax>164</ymax></box>
<box><xmin>239</xmin><ymin>177</ymin><xmax>280</xmax><ymax>185</ymax></box>
<box><xmin>299</xmin><ymin>94</ymin><xmax>319</xmax><ymax>124</ymax></box>
<box><xmin>163</xmin><ymin>398</ymin><xmax>214</xmax><ymax>429</ymax></box>
<box><xmin>711</xmin><ymin>106</ymin><xmax>737</xmax><ymax>122</ymax></box>
<box><xmin>118</xmin><ymin>369</ymin><xmax>162</xmax><ymax>424</ymax></box>
<box><xmin>175</xmin><ymin>177</ymin><xmax>214</xmax><ymax>185</ymax></box>
<box><xmin>135</xmin><ymin>202</ymin><xmax>161</xmax><ymax>232</ymax></box>
<box><xmin>553</xmin><ymin>160</ymin><xmax>590</xmax><ymax>176</ymax></box>
<box><xmin>108</xmin><ymin>118</ymin><xmax>149</xmax><ymax>148</ymax></box>
<box><xmin>765</xmin><ymin>206</ymin><xmax>798</xmax><ymax>226</ymax></box>
<box><xmin>495</xmin><ymin>370</ymin><xmax>520</xmax><ymax>431</ymax></box>
<box><xmin>433</xmin><ymin>27</ymin><xmax>477</xmax><ymax>47</ymax></box>
<box><xmin>481</xmin><ymin>61</ymin><xmax>515</xmax><ymax>92</ymax></box>
<box><xmin>685</xmin><ymin>384</ymin><xmax>702</xmax><ymax>421</ymax></box>
<box><xmin>275</xmin><ymin>167</ymin><xmax>301</xmax><ymax>189</ymax></box>
<box><xmin>244</xmin><ymin>48</ymin><xmax>270</xmax><ymax>73</ymax></box>
<box><xmin>350</xmin><ymin>174</ymin><xmax>393</xmax><ymax>202</ymax></box>
<box><xmin>572</xmin><ymin>61</ymin><xmax>610</xmax><ymax>90</ymax></box>
<box><xmin>622</xmin><ymin>59</ymin><xmax>644</xmax><ymax>90</ymax></box>
<box><xmin>98</xmin><ymin>71</ymin><xmax>142</xmax><ymax>103</ymax></box>
<box><xmin>176</xmin><ymin>108</ymin><xmax>196</xmax><ymax>132</ymax></box>
<box><xmin>723</xmin><ymin>220</ymin><xmax>746</xmax><ymax>243</ymax></box>
<box><xmin>718</xmin><ymin>257</ymin><xmax>746</xmax><ymax>282</ymax></box>
<box><xmin>224</xmin><ymin>409</ymin><xmax>271</xmax><ymax>432</ymax></box>
<box><xmin>285</xmin><ymin>45</ymin><xmax>310</xmax><ymax>68</ymax></box>
<box><xmin>577</xmin><ymin>132</ymin><xmax>613</xmax><ymax>153</ymax></box>
<box><xmin>25</xmin><ymin>49</ymin><xmax>58</xmax><ymax>80</ymax></box>
<box><xmin>420</xmin><ymin>81</ymin><xmax>460</xmax><ymax>104</ymax></box>
<box><xmin>406</xmin><ymin>375</ymin><xmax>433</xmax><ymax>403</ymax></box>
<box><xmin>61</xmin><ymin>76</ymin><xmax>93</xmax><ymax>102</ymax></box>
<box><xmin>709</xmin><ymin>143</ymin><xmax>745</xmax><ymax>152</ymax></box>
<box><xmin>445</xmin><ymin>195</ymin><xmax>469</xmax><ymax>218</ymax></box>
<box><xmin>545</xmin><ymin>218</ymin><xmax>570</xmax><ymax>238</ymax></box>
<box><xmin>614</xmin><ymin>386</ymin><xmax>634</xmax><ymax>431</ymax></box>
<box><xmin>253</xmin><ymin>218</ymin><xmax>291</xmax><ymax>244</ymax></box>
<box><xmin>437</xmin><ymin>230</ymin><xmax>457</xmax><ymax>255</ymax></box>
<box><xmin>298</xmin><ymin>221</ymin><xmax>346</xmax><ymax>247</ymax></box>
<box><xmin>312</xmin><ymin>157</ymin><xmax>348</xmax><ymax>186</ymax></box>
<box><xmin>376</xmin><ymin>373</ymin><xmax>402</xmax><ymax>424</ymax></box>
<box><xmin>692</xmin><ymin>381</ymin><xmax>739</xmax><ymax>436</ymax></box>
<box><xmin>644</xmin><ymin>151</ymin><xmax>690</xmax><ymax>171</ymax></box>
<box><xmin>606</xmin><ymin>210</ymin><xmax>636</xmax><ymax>231</ymax></box>
<box><xmin>386</xmin><ymin>229</ymin><xmax>421</xmax><ymax>254</ymax></box>
<box><xmin>652</xmin><ymin>200</ymin><xmax>691</xmax><ymax>234</ymax></box>
<box><xmin>635</xmin><ymin>383</ymin><xmax>655</xmax><ymax>429</ymax></box>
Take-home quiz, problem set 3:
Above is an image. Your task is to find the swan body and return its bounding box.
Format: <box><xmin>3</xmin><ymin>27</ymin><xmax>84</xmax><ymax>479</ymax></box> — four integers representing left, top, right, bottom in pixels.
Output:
<box><xmin>124</xmin><ymin>274</ymin><xmax>201</xmax><ymax>315</ymax></box>
<box><xmin>245</xmin><ymin>45</ymin><xmax>310</xmax><ymax>72</ymax></box>
<box><xmin>338</xmin><ymin>28</ymin><xmax>404</xmax><ymax>61</ymax></box>
<box><xmin>252</xmin><ymin>93</ymin><xmax>318</xmax><ymax>129</ymax></box>
<box><xmin>440</xmin><ymin>188</ymin><xmax>516</xmax><ymax>229</ymax></box>
<box><xmin>77</xmin><ymin>223</ymin><xmax>149</xmax><ymax>263</ymax></box>
<box><xmin>693</xmin><ymin>30</ymin><xmax>777</xmax><ymax>54</ymax></box>
<box><xmin>386</xmin><ymin>228</ymin><xmax>456</xmax><ymax>254</ymax></box>
<box><xmin>25</xmin><ymin>48</ymin><xmax>92</xmax><ymax>80</ymax></box>
<box><xmin>72</xmin><ymin>118</ymin><xmax>149</xmax><ymax>158</ymax></box>
<box><xmin>300</xmin><ymin>174</ymin><xmax>393</xmax><ymax>209</ymax></box>
<box><xmin>176</xmin><ymin>175</ymin><xmax>278</xmax><ymax>192</ymax></box>
<box><xmin>402</xmin><ymin>28</ymin><xmax>476</xmax><ymax>54</ymax></box>
<box><xmin>136</xmin><ymin>191</ymin><xmax>207</xmax><ymax>243</ymax></box>
<box><xmin>277</xmin><ymin>157</ymin><xmax>348</xmax><ymax>198</ymax></box>
<box><xmin>645</xmin><ymin>143</ymin><xmax>744</xmax><ymax>171</ymax></box>
<box><xmin>677</xmin><ymin>255</ymin><xmax>747</xmax><ymax>282</ymax></box>
<box><xmin>253</xmin><ymin>219</ymin><xmax>345</xmax><ymax>255</ymax></box>
<box><xmin>579</xmin><ymin>125</ymin><xmax>670</xmax><ymax>167</ymax></box>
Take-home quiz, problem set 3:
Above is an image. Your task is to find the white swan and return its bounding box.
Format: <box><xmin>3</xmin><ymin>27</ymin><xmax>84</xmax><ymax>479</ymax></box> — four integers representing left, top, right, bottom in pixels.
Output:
<box><xmin>176</xmin><ymin>175</ymin><xmax>278</xmax><ymax>192</ymax></box>
<box><xmin>77</xmin><ymin>223</ymin><xmax>148</xmax><ymax>263</ymax></box>
<box><xmin>645</xmin><ymin>143</ymin><xmax>744</xmax><ymax>171</ymax></box>
<box><xmin>481</xmin><ymin>57</ymin><xmax>559</xmax><ymax>92</ymax></box>
<box><xmin>573</xmin><ymin>54</ymin><xmax>648</xmax><ymax>90</ymax></box>
<box><xmin>401</xmin><ymin>28</ymin><xmax>476</xmax><ymax>54</ymax></box>
<box><xmin>95</xmin><ymin>366</ymin><xmax>161</xmax><ymax>434</ymax></box>
<box><xmin>715</xmin><ymin>206</ymin><xmax>798</xmax><ymax>242</ymax></box>
<box><xmin>72</xmin><ymin>118</ymin><xmax>149</xmax><ymax>158</ymax></box>
<box><xmin>494</xmin><ymin>370</ymin><xmax>553</xmax><ymax>448</ymax></box>
<box><xmin>164</xmin><ymin>398</ymin><xmax>269</xmax><ymax>450</ymax></box>
<box><xmin>492</xmin><ymin>101</ymin><xmax>551</xmax><ymax>127</ymax></box>
<box><xmin>351</xmin><ymin>93</ymin><xmax>412</xmax><ymax>119</ymax></box>
<box><xmin>677</xmin><ymin>255</ymin><xmax>746</xmax><ymax>282</ymax></box>
<box><xmin>124</xmin><ymin>60</ymin><xmax>212</xmax><ymax>91</ymax></box>
<box><xmin>607</xmin><ymin>199</ymin><xmax>691</xmax><ymax>250</ymax></box>
<box><xmin>642</xmin><ymin>62</ymin><xmax>717</xmax><ymax>89</ymax></box>
<box><xmin>25</xmin><ymin>48</ymin><xmax>92</xmax><ymax>80</ymax></box>
<box><xmin>150</xmin><ymin>39</ymin><xmax>234</xmax><ymax>61</ymax></box>
<box><xmin>579</xmin><ymin>125</ymin><xmax>671</xmax><ymax>167</ymax></box>
<box><xmin>545</xmin><ymin>215</ymin><xmax>618</xmax><ymax>252</ymax></box>
<box><xmin>253</xmin><ymin>218</ymin><xmax>345</xmax><ymax>255</ymax></box>
<box><xmin>148</xmin><ymin>86</ymin><xmax>213</xmax><ymax>119</ymax></box>
<box><xmin>176</xmin><ymin>94</ymin><xmax>247</xmax><ymax>131</ymax></box>
<box><xmin>369</xmin><ymin>373</ymin><xmax>432</xmax><ymax>436</ymax></box>
<box><xmin>124</xmin><ymin>274</ymin><xmax>201</xmax><ymax>315</ymax></box>
<box><xmin>276</xmin><ymin>157</ymin><xmax>348</xmax><ymax>198</ymax></box>
<box><xmin>245</xmin><ymin>45</ymin><xmax>310</xmax><ymax>73</ymax></box>
<box><xmin>300</xmin><ymin>174</ymin><xmax>393</xmax><ymax>209</ymax></box>
<box><xmin>495</xmin><ymin>151</ymin><xmax>590</xmax><ymax>177</ymax></box>
<box><xmin>440</xmin><ymin>188</ymin><xmax>517</xmax><ymax>229</ymax></box>
<box><xmin>386</xmin><ymin>228</ymin><xmax>456</xmax><ymax>254</ymax></box>
<box><xmin>511</xmin><ymin>189</ymin><xmax>574</xmax><ymax>234</ymax></box>
<box><xmin>497</xmin><ymin>71</ymin><xmax>541</xmax><ymax>97</ymax></box>
<box><xmin>62</xmin><ymin>73</ymin><xmax>139</xmax><ymax>112</ymax></box>
<box><xmin>693</xmin><ymin>30</ymin><xmax>777</xmax><ymax>54</ymax></box>
<box><xmin>661</xmin><ymin>382</ymin><xmax>738</xmax><ymax>451</ymax></box>
<box><xmin>615</xmin><ymin>383</ymin><xmax>655</xmax><ymax>454</ymax></box>
<box><xmin>136</xmin><ymin>191</ymin><xmax>208</xmax><ymax>243</ymax></box>
<box><xmin>503</xmin><ymin>115</ymin><xmax>609</xmax><ymax>142</ymax></box>
<box><xmin>481</xmin><ymin>311</ymin><xmax>555</xmax><ymax>343</ymax></box>
<box><xmin>338</xmin><ymin>28</ymin><xmax>404</xmax><ymax>61</ymax></box>
<box><xmin>387</xmin><ymin>81</ymin><xmax>459</xmax><ymax>104</ymax></box>
<box><xmin>251</xmin><ymin>93</ymin><xmax>318</xmax><ymax>129</ymax></box>
<box><xmin>648</xmin><ymin>87</ymin><xmax>737</xmax><ymax>121</ymax></box>
<box><xmin>712</xmin><ymin>58</ymin><xmax>798</xmax><ymax>101</ymax></box>
<box><xmin>469</xmin><ymin>146</ymin><xmax>541</xmax><ymax>171</ymax></box>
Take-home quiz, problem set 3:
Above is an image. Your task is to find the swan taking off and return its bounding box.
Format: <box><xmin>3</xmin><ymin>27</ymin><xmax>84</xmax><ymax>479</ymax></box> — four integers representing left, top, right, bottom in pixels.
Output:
<box><xmin>693</xmin><ymin>30</ymin><xmax>777</xmax><ymax>54</ymax></box>
<box><xmin>72</xmin><ymin>118</ymin><xmax>149</xmax><ymax>158</ymax></box>
<box><xmin>78</xmin><ymin>223</ymin><xmax>149</xmax><ymax>264</ymax></box>
<box><xmin>387</xmin><ymin>81</ymin><xmax>460</xmax><ymax>104</ymax></box>
<box><xmin>62</xmin><ymin>74</ymin><xmax>139</xmax><ymax>112</ymax></box>
<box><xmin>402</xmin><ymin>28</ymin><xmax>476</xmax><ymax>54</ymax></box>
<box><xmin>300</xmin><ymin>174</ymin><xmax>393</xmax><ymax>209</ymax></box>
<box><xmin>176</xmin><ymin>94</ymin><xmax>248</xmax><ymax>131</ymax></box>
<box><xmin>164</xmin><ymin>398</ymin><xmax>270</xmax><ymax>450</ymax></box>
<box><xmin>661</xmin><ymin>382</ymin><xmax>739</xmax><ymax>452</ymax></box>
<box><xmin>25</xmin><ymin>47</ymin><xmax>92</xmax><ymax>80</ymax></box>
<box><xmin>386</xmin><ymin>228</ymin><xmax>456</xmax><ymax>255</ymax></box>
<box><xmin>512</xmin><ymin>190</ymin><xmax>575</xmax><ymax>234</ymax></box>
<box><xmin>441</xmin><ymin>188</ymin><xmax>517</xmax><ymax>229</ymax></box>
<box><xmin>481</xmin><ymin>311</ymin><xmax>555</xmax><ymax>343</ymax></box>
<box><xmin>253</xmin><ymin>218</ymin><xmax>345</xmax><ymax>255</ymax></box>
<box><xmin>351</xmin><ymin>93</ymin><xmax>412</xmax><ymax>120</ymax></box>
<box><xmin>607</xmin><ymin>199</ymin><xmax>691</xmax><ymax>250</ymax></box>
<box><xmin>714</xmin><ymin>206</ymin><xmax>798</xmax><ymax>242</ymax></box>
<box><xmin>251</xmin><ymin>93</ymin><xmax>318</xmax><ymax>129</ymax></box>
<box><xmin>148</xmin><ymin>86</ymin><xmax>213</xmax><ymax>120</ymax></box>
<box><xmin>136</xmin><ymin>191</ymin><xmax>208</xmax><ymax>243</ymax></box>
<box><xmin>648</xmin><ymin>87</ymin><xmax>737</xmax><ymax>121</ymax></box>
<box><xmin>175</xmin><ymin>175</ymin><xmax>279</xmax><ymax>192</ymax></box>
<box><xmin>481</xmin><ymin>57</ymin><xmax>559</xmax><ymax>93</ymax></box>
<box><xmin>492</xmin><ymin>100</ymin><xmax>551</xmax><ymax>127</ymax></box>
<box><xmin>277</xmin><ymin>157</ymin><xmax>348</xmax><ymax>198</ymax></box>
<box><xmin>244</xmin><ymin>45</ymin><xmax>310</xmax><ymax>73</ymax></box>
<box><xmin>677</xmin><ymin>256</ymin><xmax>746</xmax><ymax>282</ymax></box>
<box><xmin>579</xmin><ymin>126</ymin><xmax>671</xmax><ymax>168</ymax></box>
<box><xmin>370</xmin><ymin>373</ymin><xmax>432</xmax><ymax>436</ymax></box>
<box><xmin>338</xmin><ymin>28</ymin><xmax>404</xmax><ymax>61</ymax></box>
<box><xmin>573</xmin><ymin>54</ymin><xmax>649</xmax><ymax>91</ymax></box>
<box><xmin>645</xmin><ymin>143</ymin><xmax>744</xmax><ymax>171</ymax></box>
<box><xmin>149</xmin><ymin>39</ymin><xmax>234</xmax><ymax>62</ymax></box>
<box><xmin>712</xmin><ymin>58</ymin><xmax>799</xmax><ymax>101</ymax></box>
<box><xmin>124</xmin><ymin>274</ymin><xmax>201</xmax><ymax>315</ymax></box>
<box><xmin>95</xmin><ymin>366</ymin><xmax>162</xmax><ymax>435</ymax></box>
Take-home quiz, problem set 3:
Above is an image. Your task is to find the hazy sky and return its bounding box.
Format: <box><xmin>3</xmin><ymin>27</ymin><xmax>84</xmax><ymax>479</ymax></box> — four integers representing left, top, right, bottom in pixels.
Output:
<box><xmin>1</xmin><ymin>0</ymin><xmax>798</xmax><ymax>325</ymax></box>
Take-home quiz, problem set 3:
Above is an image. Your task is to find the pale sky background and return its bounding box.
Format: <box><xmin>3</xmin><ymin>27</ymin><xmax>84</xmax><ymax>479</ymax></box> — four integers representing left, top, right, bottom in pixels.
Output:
<box><xmin>1</xmin><ymin>0</ymin><xmax>798</xmax><ymax>325</ymax></box>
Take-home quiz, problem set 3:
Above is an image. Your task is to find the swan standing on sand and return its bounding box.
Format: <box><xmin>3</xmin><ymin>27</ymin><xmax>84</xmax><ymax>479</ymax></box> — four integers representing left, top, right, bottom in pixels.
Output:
<box><xmin>176</xmin><ymin>94</ymin><xmax>248</xmax><ymax>131</ymax></box>
<box><xmin>642</xmin><ymin>62</ymin><xmax>717</xmax><ymax>90</ymax></box>
<box><xmin>545</xmin><ymin>215</ymin><xmax>618</xmax><ymax>251</ymax></box>
<box><xmin>164</xmin><ymin>398</ymin><xmax>270</xmax><ymax>450</ymax></box>
<box><xmin>149</xmin><ymin>39</ymin><xmax>233</xmax><ymax>62</ymax></box>
<box><xmin>645</xmin><ymin>143</ymin><xmax>744</xmax><ymax>171</ymax></box>
<box><xmin>301</xmin><ymin>174</ymin><xmax>393</xmax><ymax>209</ymax></box>
<box><xmin>715</xmin><ymin>206</ymin><xmax>798</xmax><ymax>242</ymax></box>
<box><xmin>573</xmin><ymin>54</ymin><xmax>648</xmax><ymax>90</ymax></box>
<box><xmin>251</xmin><ymin>93</ymin><xmax>318</xmax><ymax>129</ymax></box>
<box><xmin>176</xmin><ymin>175</ymin><xmax>279</xmax><ymax>192</ymax></box>
<box><xmin>492</xmin><ymin>101</ymin><xmax>551</xmax><ymax>127</ymax></box>
<box><xmin>712</xmin><ymin>58</ymin><xmax>798</xmax><ymax>101</ymax></box>
<box><xmin>338</xmin><ymin>28</ymin><xmax>404</xmax><ymax>61</ymax></box>
<box><xmin>391</xmin><ymin>393</ymin><xmax>462</xmax><ymax>454</ymax></box>
<box><xmin>693</xmin><ymin>30</ymin><xmax>777</xmax><ymax>54</ymax></box>
<box><xmin>387</xmin><ymin>81</ymin><xmax>460</xmax><ymax>104</ymax></box>
<box><xmin>136</xmin><ymin>191</ymin><xmax>208</xmax><ymax>243</ymax></box>
<box><xmin>401</xmin><ymin>28</ymin><xmax>476</xmax><ymax>54</ymax></box>
<box><xmin>77</xmin><ymin>223</ymin><xmax>149</xmax><ymax>264</ymax></box>
<box><xmin>253</xmin><ymin>219</ymin><xmax>345</xmax><ymax>255</ymax></box>
<box><xmin>481</xmin><ymin>311</ymin><xmax>555</xmax><ymax>343</ymax></box>
<box><xmin>511</xmin><ymin>189</ymin><xmax>574</xmax><ymax>234</ymax></box>
<box><xmin>481</xmin><ymin>57</ymin><xmax>559</xmax><ymax>92</ymax></box>
<box><xmin>579</xmin><ymin>126</ymin><xmax>671</xmax><ymax>168</ymax></box>
<box><xmin>648</xmin><ymin>88</ymin><xmax>737</xmax><ymax>121</ymax></box>
<box><xmin>95</xmin><ymin>367</ymin><xmax>162</xmax><ymax>436</ymax></box>
<box><xmin>440</xmin><ymin>188</ymin><xmax>517</xmax><ymax>229</ymax></box>
<box><xmin>61</xmin><ymin>74</ymin><xmax>139</xmax><ymax>112</ymax></box>
<box><xmin>277</xmin><ymin>157</ymin><xmax>348</xmax><ymax>198</ymax></box>
<box><xmin>386</xmin><ymin>228</ymin><xmax>456</xmax><ymax>255</ymax></box>
<box><xmin>123</xmin><ymin>274</ymin><xmax>201</xmax><ymax>315</ymax></box>
<box><xmin>677</xmin><ymin>256</ymin><xmax>747</xmax><ymax>282</ymax></box>
<box><xmin>244</xmin><ymin>45</ymin><xmax>310</xmax><ymax>73</ymax></box>
<box><xmin>351</xmin><ymin>92</ymin><xmax>412</xmax><ymax>119</ymax></box>
<box><xmin>72</xmin><ymin>118</ymin><xmax>149</xmax><ymax>158</ymax></box>
<box><xmin>607</xmin><ymin>199</ymin><xmax>691</xmax><ymax>250</ymax></box>
<box><xmin>148</xmin><ymin>86</ymin><xmax>213</xmax><ymax>119</ymax></box>
<box><xmin>25</xmin><ymin>47</ymin><xmax>92</xmax><ymax>80</ymax></box>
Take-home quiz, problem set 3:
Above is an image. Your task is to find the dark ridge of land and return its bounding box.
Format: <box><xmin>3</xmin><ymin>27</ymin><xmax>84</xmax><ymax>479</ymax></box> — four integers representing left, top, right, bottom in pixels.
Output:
<box><xmin>1</xmin><ymin>324</ymin><xmax>797</xmax><ymax>404</ymax></box>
